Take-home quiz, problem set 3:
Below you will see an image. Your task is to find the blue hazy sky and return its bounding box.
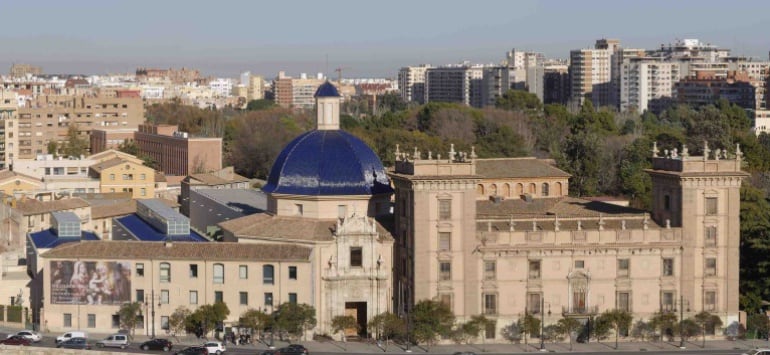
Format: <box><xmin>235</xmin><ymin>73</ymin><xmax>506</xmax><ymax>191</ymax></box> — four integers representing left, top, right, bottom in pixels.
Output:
<box><xmin>1</xmin><ymin>0</ymin><xmax>769</xmax><ymax>78</ymax></box>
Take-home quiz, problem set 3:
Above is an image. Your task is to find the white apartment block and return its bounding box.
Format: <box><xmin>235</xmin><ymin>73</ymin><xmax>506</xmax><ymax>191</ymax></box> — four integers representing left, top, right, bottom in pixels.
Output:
<box><xmin>620</xmin><ymin>59</ymin><xmax>681</xmax><ymax>113</ymax></box>
<box><xmin>398</xmin><ymin>65</ymin><xmax>430</xmax><ymax>104</ymax></box>
<box><xmin>569</xmin><ymin>48</ymin><xmax>613</xmax><ymax>107</ymax></box>
<box><xmin>209</xmin><ymin>78</ymin><xmax>234</xmax><ymax>98</ymax></box>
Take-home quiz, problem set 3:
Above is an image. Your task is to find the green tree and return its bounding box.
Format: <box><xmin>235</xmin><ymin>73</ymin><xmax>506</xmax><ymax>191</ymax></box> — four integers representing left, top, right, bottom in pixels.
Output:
<box><xmin>169</xmin><ymin>306</ymin><xmax>192</xmax><ymax>341</ymax></box>
<box><xmin>557</xmin><ymin>317</ymin><xmax>581</xmax><ymax>350</ymax></box>
<box><xmin>46</xmin><ymin>141</ymin><xmax>58</xmax><ymax>157</ymax></box>
<box><xmin>678</xmin><ymin>318</ymin><xmax>700</xmax><ymax>342</ymax></box>
<box><xmin>747</xmin><ymin>313</ymin><xmax>769</xmax><ymax>340</ymax></box>
<box><xmin>467</xmin><ymin>315</ymin><xmax>494</xmax><ymax>350</ymax></box>
<box><xmin>117</xmin><ymin>139</ymin><xmax>138</xmax><ymax>156</ymax></box>
<box><xmin>330</xmin><ymin>315</ymin><xmax>358</xmax><ymax>342</ymax></box>
<box><xmin>631</xmin><ymin>320</ymin><xmax>654</xmax><ymax>342</ymax></box>
<box><xmin>592</xmin><ymin>315</ymin><xmax>612</xmax><ymax>343</ymax></box>
<box><xmin>117</xmin><ymin>302</ymin><xmax>143</xmax><ymax>339</ymax></box>
<box><xmin>693</xmin><ymin>311</ymin><xmax>722</xmax><ymax>348</ymax></box>
<box><xmin>650</xmin><ymin>311</ymin><xmax>678</xmax><ymax>341</ymax></box>
<box><xmin>239</xmin><ymin>308</ymin><xmax>271</xmax><ymax>341</ymax></box>
<box><xmin>560</xmin><ymin>131</ymin><xmax>601</xmax><ymax>196</ymax></box>
<box><xmin>500</xmin><ymin>321</ymin><xmax>522</xmax><ymax>343</ymax></box>
<box><xmin>63</xmin><ymin>124</ymin><xmax>88</xmax><ymax>158</ymax></box>
<box><xmin>187</xmin><ymin>302</ymin><xmax>230</xmax><ymax>338</ymax></box>
<box><xmin>518</xmin><ymin>313</ymin><xmax>540</xmax><ymax>348</ymax></box>
<box><xmin>600</xmin><ymin>309</ymin><xmax>633</xmax><ymax>349</ymax></box>
<box><xmin>246</xmin><ymin>99</ymin><xmax>276</xmax><ymax>111</ymax></box>
<box><xmin>411</xmin><ymin>299</ymin><xmax>454</xmax><ymax>349</ymax></box>
<box><xmin>495</xmin><ymin>89</ymin><xmax>543</xmax><ymax>112</ymax></box>
<box><xmin>274</xmin><ymin>302</ymin><xmax>317</xmax><ymax>340</ymax></box>
<box><xmin>368</xmin><ymin>312</ymin><xmax>405</xmax><ymax>345</ymax></box>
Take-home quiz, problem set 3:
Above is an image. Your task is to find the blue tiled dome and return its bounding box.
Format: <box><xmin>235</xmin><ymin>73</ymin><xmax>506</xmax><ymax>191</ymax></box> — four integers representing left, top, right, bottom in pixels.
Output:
<box><xmin>314</xmin><ymin>81</ymin><xmax>340</xmax><ymax>97</ymax></box>
<box><xmin>263</xmin><ymin>130</ymin><xmax>393</xmax><ymax>196</ymax></box>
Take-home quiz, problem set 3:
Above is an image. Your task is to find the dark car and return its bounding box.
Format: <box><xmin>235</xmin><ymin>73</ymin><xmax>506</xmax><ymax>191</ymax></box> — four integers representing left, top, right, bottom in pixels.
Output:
<box><xmin>286</xmin><ymin>344</ymin><xmax>309</xmax><ymax>355</ymax></box>
<box><xmin>141</xmin><ymin>338</ymin><xmax>174</xmax><ymax>351</ymax></box>
<box><xmin>173</xmin><ymin>346</ymin><xmax>209</xmax><ymax>355</ymax></box>
<box><xmin>0</xmin><ymin>335</ymin><xmax>32</xmax><ymax>346</ymax></box>
<box><xmin>56</xmin><ymin>337</ymin><xmax>92</xmax><ymax>350</ymax></box>
<box><xmin>259</xmin><ymin>350</ymin><xmax>277</xmax><ymax>355</ymax></box>
<box><xmin>277</xmin><ymin>345</ymin><xmax>307</xmax><ymax>355</ymax></box>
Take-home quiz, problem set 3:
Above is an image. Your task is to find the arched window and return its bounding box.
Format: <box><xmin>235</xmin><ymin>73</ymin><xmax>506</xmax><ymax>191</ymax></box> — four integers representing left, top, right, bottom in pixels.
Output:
<box><xmin>555</xmin><ymin>182</ymin><xmax>563</xmax><ymax>196</ymax></box>
<box><xmin>477</xmin><ymin>184</ymin><xmax>485</xmax><ymax>196</ymax></box>
<box><xmin>541</xmin><ymin>183</ymin><xmax>550</xmax><ymax>197</ymax></box>
<box><xmin>263</xmin><ymin>265</ymin><xmax>274</xmax><ymax>285</ymax></box>
<box><xmin>213</xmin><ymin>263</ymin><xmax>224</xmax><ymax>284</ymax></box>
<box><xmin>503</xmin><ymin>183</ymin><xmax>511</xmax><ymax>197</ymax></box>
<box><xmin>490</xmin><ymin>184</ymin><xmax>498</xmax><ymax>196</ymax></box>
<box><xmin>516</xmin><ymin>183</ymin><xmax>524</xmax><ymax>196</ymax></box>
<box><xmin>528</xmin><ymin>183</ymin><xmax>536</xmax><ymax>194</ymax></box>
<box><xmin>159</xmin><ymin>262</ymin><xmax>171</xmax><ymax>283</ymax></box>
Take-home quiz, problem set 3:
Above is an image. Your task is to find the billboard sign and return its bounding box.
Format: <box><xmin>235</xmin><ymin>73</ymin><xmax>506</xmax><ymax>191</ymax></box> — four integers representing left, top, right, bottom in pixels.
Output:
<box><xmin>50</xmin><ymin>261</ymin><xmax>132</xmax><ymax>305</ymax></box>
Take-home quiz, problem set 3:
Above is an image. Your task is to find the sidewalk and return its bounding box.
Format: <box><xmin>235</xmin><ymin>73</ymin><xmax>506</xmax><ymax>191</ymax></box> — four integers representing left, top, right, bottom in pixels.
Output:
<box><xmin>1</xmin><ymin>325</ymin><xmax>763</xmax><ymax>353</ymax></box>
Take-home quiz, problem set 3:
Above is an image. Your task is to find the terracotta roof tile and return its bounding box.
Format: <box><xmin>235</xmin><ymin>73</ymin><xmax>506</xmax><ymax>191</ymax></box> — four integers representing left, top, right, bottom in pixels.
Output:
<box><xmin>15</xmin><ymin>197</ymin><xmax>90</xmax><ymax>215</ymax></box>
<box><xmin>477</xmin><ymin>196</ymin><xmax>645</xmax><ymax>218</ymax></box>
<box><xmin>220</xmin><ymin>213</ymin><xmax>393</xmax><ymax>242</ymax></box>
<box><xmin>475</xmin><ymin>158</ymin><xmax>571</xmax><ymax>179</ymax></box>
<box><xmin>41</xmin><ymin>240</ymin><xmax>312</xmax><ymax>262</ymax></box>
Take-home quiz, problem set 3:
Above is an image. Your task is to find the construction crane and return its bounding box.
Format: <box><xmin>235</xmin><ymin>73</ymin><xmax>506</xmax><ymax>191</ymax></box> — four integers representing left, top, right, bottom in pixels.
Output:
<box><xmin>334</xmin><ymin>67</ymin><xmax>351</xmax><ymax>84</ymax></box>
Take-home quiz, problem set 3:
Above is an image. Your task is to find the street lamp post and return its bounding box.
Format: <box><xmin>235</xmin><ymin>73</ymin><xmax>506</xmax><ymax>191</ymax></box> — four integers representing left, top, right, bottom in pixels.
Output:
<box><xmin>678</xmin><ymin>296</ymin><xmax>690</xmax><ymax>349</ymax></box>
<box><xmin>539</xmin><ymin>299</ymin><xmax>551</xmax><ymax>352</ymax></box>
<box><xmin>144</xmin><ymin>290</ymin><xmax>162</xmax><ymax>339</ymax></box>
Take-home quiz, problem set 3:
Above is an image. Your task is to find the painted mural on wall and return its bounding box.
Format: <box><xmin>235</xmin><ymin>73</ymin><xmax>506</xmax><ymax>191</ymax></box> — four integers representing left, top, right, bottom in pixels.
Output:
<box><xmin>50</xmin><ymin>260</ymin><xmax>132</xmax><ymax>305</ymax></box>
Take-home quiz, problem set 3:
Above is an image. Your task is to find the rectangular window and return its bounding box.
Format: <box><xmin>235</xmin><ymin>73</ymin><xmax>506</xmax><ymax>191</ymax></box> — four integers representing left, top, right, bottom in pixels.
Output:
<box><xmin>438</xmin><ymin>232</ymin><xmax>451</xmax><ymax>251</ymax></box>
<box><xmin>140</xmin><ymin>188</ymin><xmax>146</xmax><ymax>196</ymax></box>
<box><xmin>618</xmin><ymin>259</ymin><xmax>630</xmax><ymax>277</ymax></box>
<box><xmin>289</xmin><ymin>266</ymin><xmax>297</xmax><ymax>280</ymax></box>
<box><xmin>189</xmin><ymin>264</ymin><xmax>198</xmax><ymax>278</ymax></box>
<box><xmin>664</xmin><ymin>195</ymin><xmax>671</xmax><ymax>210</ymax></box>
<box><xmin>528</xmin><ymin>260</ymin><xmax>541</xmax><ymax>279</ymax></box>
<box><xmin>215</xmin><ymin>291</ymin><xmax>223</xmax><ymax>303</ymax></box>
<box><xmin>64</xmin><ymin>313</ymin><xmax>72</xmax><ymax>327</ymax></box>
<box><xmin>140</xmin><ymin>173</ymin><xmax>146</xmax><ymax>180</ymax></box>
<box><xmin>239</xmin><ymin>265</ymin><xmax>248</xmax><ymax>279</ymax></box>
<box><xmin>263</xmin><ymin>265</ymin><xmax>274</xmax><ymax>284</ymax></box>
<box><xmin>527</xmin><ymin>293</ymin><xmax>542</xmax><ymax>314</ymax></box>
<box><xmin>705</xmin><ymin>291</ymin><xmax>717</xmax><ymax>311</ymax></box>
<box><xmin>661</xmin><ymin>291</ymin><xmax>675</xmax><ymax>311</ymax></box>
<box><xmin>350</xmin><ymin>247</ymin><xmax>363</xmax><ymax>267</ymax></box>
<box><xmin>484</xmin><ymin>261</ymin><xmax>496</xmax><ymax>280</ymax></box>
<box><xmin>483</xmin><ymin>293</ymin><xmax>497</xmax><ymax>315</ymax></box>
<box><xmin>213</xmin><ymin>264</ymin><xmax>224</xmax><ymax>284</ymax></box>
<box><xmin>160</xmin><ymin>263</ymin><xmax>170</xmax><ymax>282</ymax></box>
<box><xmin>705</xmin><ymin>258</ymin><xmax>717</xmax><ymax>276</ymax></box>
<box><xmin>88</xmin><ymin>314</ymin><xmax>96</xmax><ymax>328</ymax></box>
<box><xmin>295</xmin><ymin>204</ymin><xmax>303</xmax><ymax>216</ymax></box>
<box><xmin>110</xmin><ymin>174</ymin><xmax>115</xmax><ymax>181</ymax></box>
<box><xmin>264</xmin><ymin>292</ymin><xmax>273</xmax><ymax>307</ymax></box>
<box><xmin>705</xmin><ymin>226</ymin><xmax>717</xmax><ymax>247</ymax></box>
<box><xmin>190</xmin><ymin>291</ymin><xmax>198</xmax><ymax>305</ymax></box>
<box><xmin>160</xmin><ymin>290</ymin><xmax>169</xmax><ymax>304</ymax></box>
<box><xmin>705</xmin><ymin>197</ymin><xmax>717</xmax><ymax>215</ymax></box>
<box><xmin>662</xmin><ymin>258</ymin><xmax>674</xmax><ymax>276</ymax></box>
<box><xmin>136</xmin><ymin>289</ymin><xmax>144</xmax><ymax>303</ymax></box>
<box><xmin>438</xmin><ymin>200</ymin><xmax>451</xmax><ymax>220</ymax></box>
<box><xmin>161</xmin><ymin>316</ymin><xmax>169</xmax><ymax>330</ymax></box>
<box><xmin>112</xmin><ymin>314</ymin><xmax>120</xmax><ymax>328</ymax></box>
<box><xmin>439</xmin><ymin>262</ymin><xmax>451</xmax><ymax>281</ymax></box>
<box><xmin>439</xmin><ymin>293</ymin><xmax>452</xmax><ymax>311</ymax></box>
<box><xmin>617</xmin><ymin>292</ymin><xmax>631</xmax><ymax>312</ymax></box>
<box><xmin>240</xmin><ymin>292</ymin><xmax>248</xmax><ymax>305</ymax></box>
<box><xmin>574</xmin><ymin>260</ymin><xmax>585</xmax><ymax>269</ymax></box>
<box><xmin>289</xmin><ymin>293</ymin><xmax>298</xmax><ymax>304</ymax></box>
<box><xmin>136</xmin><ymin>263</ymin><xmax>144</xmax><ymax>277</ymax></box>
<box><xmin>485</xmin><ymin>320</ymin><xmax>496</xmax><ymax>339</ymax></box>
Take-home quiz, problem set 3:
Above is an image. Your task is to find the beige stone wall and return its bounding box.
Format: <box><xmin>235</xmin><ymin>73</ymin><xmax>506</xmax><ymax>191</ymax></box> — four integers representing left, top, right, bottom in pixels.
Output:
<box><xmin>270</xmin><ymin>194</ymin><xmax>390</xmax><ymax>219</ymax></box>
<box><xmin>98</xmin><ymin>162</ymin><xmax>155</xmax><ymax>199</ymax></box>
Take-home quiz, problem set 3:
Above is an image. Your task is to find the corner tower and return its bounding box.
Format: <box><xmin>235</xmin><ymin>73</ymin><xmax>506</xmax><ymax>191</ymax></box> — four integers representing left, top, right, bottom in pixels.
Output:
<box><xmin>646</xmin><ymin>142</ymin><xmax>747</xmax><ymax>324</ymax></box>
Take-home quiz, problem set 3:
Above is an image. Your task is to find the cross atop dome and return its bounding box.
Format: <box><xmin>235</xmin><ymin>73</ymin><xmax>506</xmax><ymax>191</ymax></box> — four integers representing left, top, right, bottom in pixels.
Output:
<box><xmin>315</xmin><ymin>81</ymin><xmax>341</xmax><ymax>130</ymax></box>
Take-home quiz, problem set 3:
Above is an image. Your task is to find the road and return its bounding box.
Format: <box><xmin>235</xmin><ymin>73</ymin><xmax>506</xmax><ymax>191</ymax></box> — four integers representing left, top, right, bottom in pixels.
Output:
<box><xmin>0</xmin><ymin>331</ymin><xmax>758</xmax><ymax>355</ymax></box>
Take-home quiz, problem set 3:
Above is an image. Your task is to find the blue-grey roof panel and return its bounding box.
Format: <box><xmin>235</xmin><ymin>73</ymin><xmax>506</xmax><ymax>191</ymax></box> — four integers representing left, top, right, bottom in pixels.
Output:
<box><xmin>30</xmin><ymin>230</ymin><xmax>100</xmax><ymax>249</ymax></box>
<box><xmin>116</xmin><ymin>215</ymin><xmax>208</xmax><ymax>242</ymax></box>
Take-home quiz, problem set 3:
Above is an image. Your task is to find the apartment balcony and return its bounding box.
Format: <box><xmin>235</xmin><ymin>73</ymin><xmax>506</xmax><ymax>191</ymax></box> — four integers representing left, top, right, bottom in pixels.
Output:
<box><xmin>562</xmin><ymin>305</ymin><xmax>599</xmax><ymax>317</ymax></box>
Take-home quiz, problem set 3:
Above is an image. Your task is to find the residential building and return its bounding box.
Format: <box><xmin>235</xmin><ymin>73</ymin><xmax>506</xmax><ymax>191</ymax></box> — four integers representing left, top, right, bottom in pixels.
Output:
<box><xmin>675</xmin><ymin>70</ymin><xmax>756</xmax><ymax>109</ymax></box>
<box><xmin>89</xmin><ymin>156</ymin><xmax>156</xmax><ymax>199</ymax></box>
<box><xmin>480</xmin><ymin>67</ymin><xmax>511</xmax><ymax>107</ymax></box>
<box><xmin>388</xmin><ymin>141</ymin><xmax>745</xmax><ymax>340</ymax></box>
<box><xmin>0</xmin><ymin>90</ymin><xmax>18</xmax><ymax>168</ymax></box>
<box><xmin>273</xmin><ymin>72</ymin><xmax>326</xmax><ymax>109</ymax></box>
<box><xmin>543</xmin><ymin>62</ymin><xmax>570</xmax><ymax>105</ymax></box>
<box><xmin>9</xmin><ymin>64</ymin><xmax>42</xmax><ymax>78</ymax></box>
<box><xmin>0</xmin><ymin>170</ymin><xmax>43</xmax><ymax>196</ymax></box>
<box><xmin>620</xmin><ymin>58</ymin><xmax>681</xmax><ymax>113</ymax></box>
<box><xmin>0</xmin><ymin>196</ymin><xmax>91</xmax><ymax>252</ymax></box>
<box><xmin>505</xmin><ymin>49</ymin><xmax>544</xmax><ymax>98</ymax></box>
<box><xmin>425</xmin><ymin>65</ymin><xmax>483</xmax><ymax>107</ymax></box>
<box><xmin>398</xmin><ymin>65</ymin><xmax>430</xmax><ymax>104</ymax></box>
<box><xmin>13</xmin><ymin>94</ymin><xmax>144</xmax><ymax>159</ymax></box>
<box><xmin>134</xmin><ymin>123</ymin><xmax>222</xmax><ymax>176</ymax></box>
<box><xmin>569</xmin><ymin>39</ymin><xmax>619</xmax><ymax>107</ymax></box>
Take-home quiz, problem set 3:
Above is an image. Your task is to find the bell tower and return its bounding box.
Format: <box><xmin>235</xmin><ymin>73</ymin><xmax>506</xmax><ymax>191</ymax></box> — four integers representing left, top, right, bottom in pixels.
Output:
<box><xmin>314</xmin><ymin>81</ymin><xmax>341</xmax><ymax>130</ymax></box>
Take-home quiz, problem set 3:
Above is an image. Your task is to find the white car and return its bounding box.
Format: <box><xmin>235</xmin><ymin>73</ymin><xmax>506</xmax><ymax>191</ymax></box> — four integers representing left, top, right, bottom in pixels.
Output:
<box><xmin>9</xmin><ymin>330</ymin><xmax>42</xmax><ymax>343</ymax></box>
<box><xmin>743</xmin><ymin>349</ymin><xmax>770</xmax><ymax>355</ymax></box>
<box><xmin>203</xmin><ymin>341</ymin><xmax>226</xmax><ymax>355</ymax></box>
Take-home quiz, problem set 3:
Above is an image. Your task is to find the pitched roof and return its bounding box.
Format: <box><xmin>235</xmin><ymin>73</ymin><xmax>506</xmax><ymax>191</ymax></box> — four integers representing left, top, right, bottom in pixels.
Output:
<box><xmin>188</xmin><ymin>172</ymin><xmax>249</xmax><ymax>186</ymax></box>
<box><xmin>14</xmin><ymin>197</ymin><xmax>90</xmax><ymax>215</ymax></box>
<box><xmin>219</xmin><ymin>213</ymin><xmax>393</xmax><ymax>243</ymax></box>
<box><xmin>90</xmin><ymin>157</ymin><xmax>129</xmax><ymax>173</ymax></box>
<box><xmin>475</xmin><ymin>158</ymin><xmax>571</xmax><ymax>179</ymax></box>
<box><xmin>41</xmin><ymin>240</ymin><xmax>312</xmax><ymax>262</ymax></box>
<box><xmin>0</xmin><ymin>170</ymin><xmax>42</xmax><ymax>183</ymax></box>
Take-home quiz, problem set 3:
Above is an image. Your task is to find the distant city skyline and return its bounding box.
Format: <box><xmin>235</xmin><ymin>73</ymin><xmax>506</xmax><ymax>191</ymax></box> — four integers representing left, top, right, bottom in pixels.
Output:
<box><xmin>1</xmin><ymin>0</ymin><xmax>769</xmax><ymax>78</ymax></box>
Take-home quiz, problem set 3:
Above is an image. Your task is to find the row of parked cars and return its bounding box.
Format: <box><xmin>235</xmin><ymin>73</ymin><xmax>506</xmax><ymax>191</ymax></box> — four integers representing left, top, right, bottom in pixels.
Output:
<box><xmin>0</xmin><ymin>330</ymin><xmax>311</xmax><ymax>355</ymax></box>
